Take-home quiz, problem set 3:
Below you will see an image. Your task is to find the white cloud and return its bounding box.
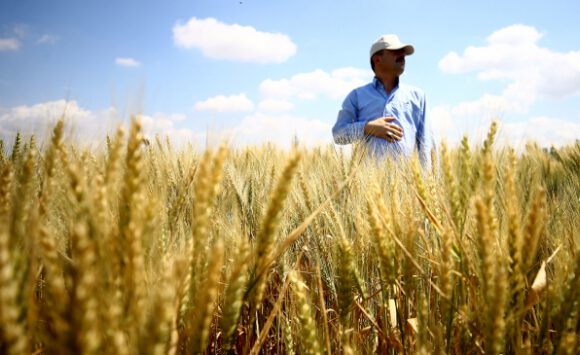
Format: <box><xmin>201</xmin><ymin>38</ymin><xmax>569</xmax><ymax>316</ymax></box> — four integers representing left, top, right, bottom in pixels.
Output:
<box><xmin>0</xmin><ymin>100</ymin><xmax>116</xmax><ymax>146</ymax></box>
<box><xmin>430</xmin><ymin>104</ymin><xmax>580</xmax><ymax>148</ymax></box>
<box><xmin>257</xmin><ymin>79</ymin><xmax>294</xmax><ymax>99</ymax></box>
<box><xmin>431</xmin><ymin>104</ymin><xmax>502</xmax><ymax>145</ymax></box>
<box><xmin>439</xmin><ymin>25</ymin><xmax>545</xmax><ymax>75</ymax></box>
<box><xmin>194</xmin><ymin>93</ymin><xmax>254</xmax><ymax>113</ymax></box>
<box><xmin>501</xmin><ymin>116</ymin><xmax>580</xmax><ymax>148</ymax></box>
<box><xmin>0</xmin><ymin>38</ymin><xmax>20</xmax><ymax>51</ymax></box>
<box><xmin>449</xmin><ymin>91</ymin><xmax>531</xmax><ymax>117</ymax></box>
<box><xmin>115</xmin><ymin>57</ymin><xmax>141</xmax><ymax>67</ymax></box>
<box><xmin>137</xmin><ymin>113</ymin><xmax>199</xmax><ymax>147</ymax></box>
<box><xmin>0</xmin><ymin>99</ymin><xmax>332</xmax><ymax>152</ymax></box>
<box><xmin>439</xmin><ymin>24</ymin><xmax>580</xmax><ymax>111</ymax></box>
<box><xmin>154</xmin><ymin>112</ymin><xmax>187</xmax><ymax>122</ymax></box>
<box><xmin>37</xmin><ymin>34</ymin><xmax>58</xmax><ymax>45</ymax></box>
<box><xmin>259</xmin><ymin>67</ymin><xmax>371</xmax><ymax>101</ymax></box>
<box><xmin>0</xmin><ymin>25</ymin><xmax>27</xmax><ymax>51</ymax></box>
<box><xmin>12</xmin><ymin>24</ymin><xmax>29</xmax><ymax>38</ymax></box>
<box><xmin>257</xmin><ymin>99</ymin><xmax>294</xmax><ymax>112</ymax></box>
<box><xmin>430</xmin><ymin>105</ymin><xmax>454</xmax><ymax>139</ymax></box>
<box><xmin>227</xmin><ymin>112</ymin><xmax>332</xmax><ymax>148</ymax></box>
<box><xmin>172</xmin><ymin>17</ymin><xmax>297</xmax><ymax>63</ymax></box>
<box><xmin>433</xmin><ymin>24</ymin><xmax>580</xmax><ymax>146</ymax></box>
<box><xmin>0</xmin><ymin>100</ymin><xmax>198</xmax><ymax>149</ymax></box>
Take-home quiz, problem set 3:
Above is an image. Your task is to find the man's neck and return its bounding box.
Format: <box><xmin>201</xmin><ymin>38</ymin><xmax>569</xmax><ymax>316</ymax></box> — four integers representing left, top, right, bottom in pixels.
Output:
<box><xmin>377</xmin><ymin>75</ymin><xmax>400</xmax><ymax>94</ymax></box>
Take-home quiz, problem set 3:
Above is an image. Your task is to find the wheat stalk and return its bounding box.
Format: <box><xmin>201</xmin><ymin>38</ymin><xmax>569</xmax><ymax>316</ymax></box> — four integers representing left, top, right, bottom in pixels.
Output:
<box><xmin>190</xmin><ymin>239</ymin><xmax>224</xmax><ymax>354</ymax></box>
<box><xmin>0</xmin><ymin>229</ymin><xmax>28</xmax><ymax>354</ymax></box>
<box><xmin>290</xmin><ymin>271</ymin><xmax>322</xmax><ymax>355</ymax></box>
<box><xmin>249</xmin><ymin>151</ymin><xmax>301</xmax><ymax>311</ymax></box>
<box><xmin>221</xmin><ymin>235</ymin><xmax>250</xmax><ymax>351</ymax></box>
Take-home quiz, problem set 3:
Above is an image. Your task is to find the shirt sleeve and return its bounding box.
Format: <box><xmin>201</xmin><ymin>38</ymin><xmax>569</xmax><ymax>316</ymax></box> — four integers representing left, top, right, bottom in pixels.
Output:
<box><xmin>332</xmin><ymin>91</ymin><xmax>367</xmax><ymax>145</ymax></box>
<box><xmin>416</xmin><ymin>93</ymin><xmax>436</xmax><ymax>169</ymax></box>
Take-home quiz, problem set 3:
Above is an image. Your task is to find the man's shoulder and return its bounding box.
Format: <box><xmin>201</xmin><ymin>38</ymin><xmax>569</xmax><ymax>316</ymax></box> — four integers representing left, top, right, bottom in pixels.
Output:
<box><xmin>399</xmin><ymin>83</ymin><xmax>424</xmax><ymax>94</ymax></box>
<box><xmin>343</xmin><ymin>82</ymin><xmax>375</xmax><ymax>102</ymax></box>
<box><xmin>398</xmin><ymin>83</ymin><xmax>426</xmax><ymax>101</ymax></box>
<box><xmin>351</xmin><ymin>81</ymin><xmax>375</xmax><ymax>93</ymax></box>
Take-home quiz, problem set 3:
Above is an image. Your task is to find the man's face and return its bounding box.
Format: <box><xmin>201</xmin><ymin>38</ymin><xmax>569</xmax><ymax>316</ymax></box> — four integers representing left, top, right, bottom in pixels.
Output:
<box><xmin>376</xmin><ymin>49</ymin><xmax>407</xmax><ymax>76</ymax></box>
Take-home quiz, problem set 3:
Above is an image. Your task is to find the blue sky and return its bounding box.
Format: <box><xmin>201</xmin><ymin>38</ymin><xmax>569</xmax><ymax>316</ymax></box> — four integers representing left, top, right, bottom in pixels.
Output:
<box><xmin>1</xmin><ymin>0</ymin><xmax>579</xmax><ymax>149</ymax></box>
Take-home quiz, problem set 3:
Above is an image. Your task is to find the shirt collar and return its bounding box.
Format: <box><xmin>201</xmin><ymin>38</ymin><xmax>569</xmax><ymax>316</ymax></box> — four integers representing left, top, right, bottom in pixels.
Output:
<box><xmin>373</xmin><ymin>76</ymin><xmax>400</xmax><ymax>91</ymax></box>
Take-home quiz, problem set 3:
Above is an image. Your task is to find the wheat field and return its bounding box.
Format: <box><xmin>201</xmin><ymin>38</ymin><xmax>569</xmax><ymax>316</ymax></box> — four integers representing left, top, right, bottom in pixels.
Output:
<box><xmin>0</xmin><ymin>119</ymin><xmax>578</xmax><ymax>354</ymax></box>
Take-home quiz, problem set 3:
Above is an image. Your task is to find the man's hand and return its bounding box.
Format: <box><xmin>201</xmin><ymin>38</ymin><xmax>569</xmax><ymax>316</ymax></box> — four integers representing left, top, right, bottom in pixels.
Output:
<box><xmin>364</xmin><ymin>116</ymin><xmax>404</xmax><ymax>142</ymax></box>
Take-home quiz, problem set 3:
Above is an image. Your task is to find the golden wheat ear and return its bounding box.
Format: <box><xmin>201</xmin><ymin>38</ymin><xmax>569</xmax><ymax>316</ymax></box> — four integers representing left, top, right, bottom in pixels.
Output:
<box><xmin>247</xmin><ymin>151</ymin><xmax>301</xmax><ymax>311</ymax></box>
<box><xmin>440</xmin><ymin>141</ymin><xmax>461</xmax><ymax>232</ymax></box>
<box><xmin>9</xmin><ymin>131</ymin><xmax>22</xmax><ymax>164</ymax></box>
<box><xmin>474</xmin><ymin>196</ymin><xmax>508</xmax><ymax>355</ymax></box>
<box><xmin>0</xmin><ymin>164</ymin><xmax>13</xmax><ymax>228</ymax></box>
<box><xmin>523</xmin><ymin>186</ymin><xmax>546</xmax><ymax>272</ymax></box>
<box><xmin>0</xmin><ymin>228</ymin><xmax>28</xmax><ymax>355</ymax></box>
<box><xmin>137</xmin><ymin>255</ymin><xmax>177</xmax><ymax>355</ymax></box>
<box><xmin>220</xmin><ymin>236</ymin><xmax>250</xmax><ymax>352</ymax></box>
<box><xmin>290</xmin><ymin>271</ymin><xmax>323</xmax><ymax>355</ymax></box>
<box><xmin>189</xmin><ymin>239</ymin><xmax>224</xmax><ymax>354</ymax></box>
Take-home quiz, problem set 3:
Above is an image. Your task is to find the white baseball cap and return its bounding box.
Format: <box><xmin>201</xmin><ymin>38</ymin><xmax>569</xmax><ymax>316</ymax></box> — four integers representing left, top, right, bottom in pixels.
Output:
<box><xmin>370</xmin><ymin>34</ymin><xmax>415</xmax><ymax>58</ymax></box>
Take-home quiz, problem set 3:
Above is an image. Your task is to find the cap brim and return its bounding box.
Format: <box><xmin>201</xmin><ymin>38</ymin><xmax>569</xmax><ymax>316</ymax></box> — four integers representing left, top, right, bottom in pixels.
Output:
<box><xmin>370</xmin><ymin>43</ymin><xmax>415</xmax><ymax>57</ymax></box>
<box><xmin>393</xmin><ymin>44</ymin><xmax>414</xmax><ymax>55</ymax></box>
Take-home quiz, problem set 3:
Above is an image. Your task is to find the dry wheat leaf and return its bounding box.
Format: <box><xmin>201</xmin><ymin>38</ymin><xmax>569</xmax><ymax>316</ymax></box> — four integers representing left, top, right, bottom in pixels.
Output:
<box><xmin>406</xmin><ymin>318</ymin><xmax>418</xmax><ymax>334</ymax></box>
<box><xmin>525</xmin><ymin>261</ymin><xmax>547</xmax><ymax>308</ymax></box>
<box><xmin>388</xmin><ymin>299</ymin><xmax>397</xmax><ymax>328</ymax></box>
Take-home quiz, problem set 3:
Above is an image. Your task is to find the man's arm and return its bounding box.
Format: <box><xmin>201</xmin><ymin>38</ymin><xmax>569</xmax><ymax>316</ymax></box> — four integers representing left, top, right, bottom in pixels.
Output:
<box><xmin>332</xmin><ymin>92</ymin><xmax>366</xmax><ymax>145</ymax></box>
<box><xmin>416</xmin><ymin>94</ymin><xmax>436</xmax><ymax>169</ymax></box>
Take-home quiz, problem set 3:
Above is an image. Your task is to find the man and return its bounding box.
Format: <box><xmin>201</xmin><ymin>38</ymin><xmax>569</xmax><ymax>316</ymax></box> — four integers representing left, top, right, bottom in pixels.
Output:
<box><xmin>332</xmin><ymin>34</ymin><xmax>434</xmax><ymax>168</ymax></box>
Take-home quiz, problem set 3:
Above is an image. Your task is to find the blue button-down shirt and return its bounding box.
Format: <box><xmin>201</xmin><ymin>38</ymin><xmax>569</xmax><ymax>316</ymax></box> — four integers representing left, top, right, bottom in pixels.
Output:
<box><xmin>332</xmin><ymin>77</ymin><xmax>434</xmax><ymax>167</ymax></box>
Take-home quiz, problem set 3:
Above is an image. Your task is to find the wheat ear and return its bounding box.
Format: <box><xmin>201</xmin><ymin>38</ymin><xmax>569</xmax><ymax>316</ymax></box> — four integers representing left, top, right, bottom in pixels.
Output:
<box><xmin>367</xmin><ymin>184</ymin><xmax>397</xmax><ymax>289</ymax></box>
<box><xmin>441</xmin><ymin>141</ymin><xmax>461</xmax><ymax>230</ymax></box>
<box><xmin>523</xmin><ymin>187</ymin><xmax>546</xmax><ymax>271</ymax></box>
<box><xmin>249</xmin><ymin>151</ymin><xmax>301</xmax><ymax>310</ymax></box>
<box><xmin>70</xmin><ymin>221</ymin><xmax>101</xmax><ymax>354</ymax></box>
<box><xmin>139</xmin><ymin>255</ymin><xmax>178</xmax><ymax>355</ymax></box>
<box><xmin>0</xmin><ymin>228</ymin><xmax>28</xmax><ymax>354</ymax></box>
<box><xmin>0</xmin><ymin>164</ymin><xmax>13</xmax><ymax>227</ymax></box>
<box><xmin>336</xmin><ymin>234</ymin><xmax>357</xmax><ymax>325</ymax></box>
<box><xmin>503</xmin><ymin>149</ymin><xmax>527</xmax><ymax>350</ymax></box>
<box><xmin>474</xmin><ymin>197</ymin><xmax>507</xmax><ymax>355</ymax></box>
<box><xmin>458</xmin><ymin>135</ymin><xmax>473</xmax><ymax>231</ymax></box>
<box><xmin>290</xmin><ymin>271</ymin><xmax>323</xmax><ymax>355</ymax></box>
<box><xmin>116</xmin><ymin>118</ymin><xmax>148</xmax><ymax>350</ymax></box>
<box><xmin>221</xmin><ymin>235</ymin><xmax>250</xmax><ymax>351</ymax></box>
<box><xmin>481</xmin><ymin>120</ymin><xmax>498</xmax><ymax>156</ymax></box>
<box><xmin>190</xmin><ymin>239</ymin><xmax>224</xmax><ymax>354</ymax></box>
<box><xmin>0</xmin><ymin>138</ymin><xmax>5</xmax><ymax>163</ymax></box>
<box><xmin>10</xmin><ymin>131</ymin><xmax>21</xmax><ymax>163</ymax></box>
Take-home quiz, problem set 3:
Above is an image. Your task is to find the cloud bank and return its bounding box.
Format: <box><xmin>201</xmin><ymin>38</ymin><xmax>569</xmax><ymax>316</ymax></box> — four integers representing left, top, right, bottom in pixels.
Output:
<box><xmin>0</xmin><ymin>38</ymin><xmax>20</xmax><ymax>51</ymax></box>
<box><xmin>194</xmin><ymin>93</ymin><xmax>254</xmax><ymax>113</ymax></box>
<box><xmin>0</xmin><ymin>100</ymin><xmax>200</xmax><ymax>149</ymax></box>
<box><xmin>115</xmin><ymin>57</ymin><xmax>141</xmax><ymax>67</ymax></box>
<box><xmin>438</xmin><ymin>24</ymin><xmax>580</xmax><ymax>111</ymax></box>
<box><xmin>259</xmin><ymin>67</ymin><xmax>371</xmax><ymax>101</ymax></box>
<box><xmin>226</xmin><ymin>112</ymin><xmax>332</xmax><ymax>148</ymax></box>
<box><xmin>433</xmin><ymin>24</ymin><xmax>580</xmax><ymax>146</ymax></box>
<box><xmin>37</xmin><ymin>34</ymin><xmax>58</xmax><ymax>45</ymax></box>
<box><xmin>173</xmin><ymin>17</ymin><xmax>297</xmax><ymax>63</ymax></box>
